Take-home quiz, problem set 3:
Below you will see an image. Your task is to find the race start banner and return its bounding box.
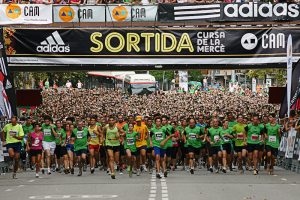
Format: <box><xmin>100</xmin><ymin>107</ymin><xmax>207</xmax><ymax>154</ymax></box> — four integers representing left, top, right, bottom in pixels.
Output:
<box><xmin>0</xmin><ymin>4</ymin><xmax>52</xmax><ymax>25</ymax></box>
<box><xmin>158</xmin><ymin>2</ymin><xmax>300</xmax><ymax>22</ymax></box>
<box><xmin>4</xmin><ymin>27</ymin><xmax>300</xmax><ymax>65</ymax></box>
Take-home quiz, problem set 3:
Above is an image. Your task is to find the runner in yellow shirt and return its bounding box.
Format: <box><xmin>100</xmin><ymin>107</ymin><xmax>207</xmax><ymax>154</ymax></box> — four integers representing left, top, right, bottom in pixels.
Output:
<box><xmin>88</xmin><ymin>115</ymin><xmax>102</xmax><ymax>174</ymax></box>
<box><xmin>134</xmin><ymin>116</ymin><xmax>149</xmax><ymax>175</ymax></box>
<box><xmin>1</xmin><ymin>116</ymin><xmax>24</xmax><ymax>179</ymax></box>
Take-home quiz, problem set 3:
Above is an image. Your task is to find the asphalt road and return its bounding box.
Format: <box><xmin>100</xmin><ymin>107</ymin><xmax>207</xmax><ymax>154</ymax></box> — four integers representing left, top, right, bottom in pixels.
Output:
<box><xmin>0</xmin><ymin>167</ymin><xmax>299</xmax><ymax>200</ymax></box>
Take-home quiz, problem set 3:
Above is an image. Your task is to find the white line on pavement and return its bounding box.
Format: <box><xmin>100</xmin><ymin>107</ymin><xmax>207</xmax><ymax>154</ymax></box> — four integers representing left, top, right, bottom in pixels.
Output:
<box><xmin>28</xmin><ymin>180</ymin><xmax>35</xmax><ymax>183</ymax></box>
<box><xmin>18</xmin><ymin>185</ymin><xmax>25</xmax><ymax>187</ymax></box>
<box><xmin>148</xmin><ymin>171</ymin><xmax>157</xmax><ymax>200</ymax></box>
<box><xmin>281</xmin><ymin>178</ymin><xmax>287</xmax><ymax>181</ymax></box>
<box><xmin>160</xmin><ymin>178</ymin><xmax>169</xmax><ymax>200</ymax></box>
<box><xmin>5</xmin><ymin>189</ymin><xmax>13</xmax><ymax>192</ymax></box>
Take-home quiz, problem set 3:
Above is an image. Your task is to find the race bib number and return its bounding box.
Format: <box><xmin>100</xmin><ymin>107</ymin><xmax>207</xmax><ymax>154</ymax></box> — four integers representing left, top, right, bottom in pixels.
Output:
<box><xmin>90</xmin><ymin>133</ymin><xmax>97</xmax><ymax>139</ymax></box>
<box><xmin>223</xmin><ymin>136</ymin><xmax>229</xmax><ymax>142</ymax></box>
<box><xmin>127</xmin><ymin>138</ymin><xmax>134</xmax><ymax>145</ymax></box>
<box><xmin>189</xmin><ymin>133</ymin><xmax>197</xmax><ymax>140</ymax></box>
<box><xmin>44</xmin><ymin>129</ymin><xmax>51</xmax><ymax>136</ymax></box>
<box><xmin>251</xmin><ymin>134</ymin><xmax>259</xmax><ymax>141</ymax></box>
<box><xmin>77</xmin><ymin>131</ymin><xmax>83</xmax><ymax>139</ymax></box>
<box><xmin>32</xmin><ymin>138</ymin><xmax>40</xmax><ymax>147</ymax></box>
<box><xmin>237</xmin><ymin>133</ymin><xmax>244</xmax><ymax>140</ymax></box>
<box><xmin>9</xmin><ymin>130</ymin><xmax>17</xmax><ymax>136</ymax></box>
<box><xmin>214</xmin><ymin>135</ymin><xmax>220</xmax><ymax>142</ymax></box>
<box><xmin>269</xmin><ymin>136</ymin><xmax>276</xmax><ymax>143</ymax></box>
<box><xmin>155</xmin><ymin>132</ymin><xmax>163</xmax><ymax>141</ymax></box>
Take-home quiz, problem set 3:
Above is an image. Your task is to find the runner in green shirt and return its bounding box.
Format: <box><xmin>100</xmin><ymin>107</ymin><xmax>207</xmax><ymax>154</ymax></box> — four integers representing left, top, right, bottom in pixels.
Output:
<box><xmin>53</xmin><ymin>120</ymin><xmax>67</xmax><ymax>173</ymax></box>
<box><xmin>71</xmin><ymin>121</ymin><xmax>89</xmax><ymax>176</ymax></box>
<box><xmin>178</xmin><ymin>117</ymin><xmax>189</xmax><ymax>171</ymax></box>
<box><xmin>220</xmin><ymin>121</ymin><xmax>234</xmax><ymax>173</ymax></box>
<box><xmin>146</xmin><ymin>117</ymin><xmax>155</xmax><ymax>173</ymax></box>
<box><xmin>207</xmin><ymin>118</ymin><xmax>222</xmax><ymax>173</ymax></box>
<box><xmin>123</xmin><ymin>122</ymin><xmax>138</xmax><ymax>177</ymax></box>
<box><xmin>103</xmin><ymin>116</ymin><xmax>124</xmax><ymax>179</ymax></box>
<box><xmin>232</xmin><ymin>115</ymin><xmax>247</xmax><ymax>173</ymax></box>
<box><xmin>244</xmin><ymin>115</ymin><xmax>264</xmax><ymax>175</ymax></box>
<box><xmin>183</xmin><ymin>118</ymin><xmax>203</xmax><ymax>174</ymax></box>
<box><xmin>41</xmin><ymin>116</ymin><xmax>57</xmax><ymax>175</ymax></box>
<box><xmin>265</xmin><ymin>113</ymin><xmax>281</xmax><ymax>175</ymax></box>
<box><xmin>150</xmin><ymin>117</ymin><xmax>173</xmax><ymax>179</ymax></box>
<box><xmin>162</xmin><ymin>116</ymin><xmax>175</xmax><ymax>171</ymax></box>
<box><xmin>1</xmin><ymin>116</ymin><xmax>24</xmax><ymax>179</ymax></box>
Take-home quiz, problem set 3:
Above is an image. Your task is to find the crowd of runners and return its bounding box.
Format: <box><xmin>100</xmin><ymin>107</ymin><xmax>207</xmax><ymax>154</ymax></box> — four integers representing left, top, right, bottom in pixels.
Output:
<box><xmin>0</xmin><ymin>88</ymin><xmax>289</xmax><ymax>180</ymax></box>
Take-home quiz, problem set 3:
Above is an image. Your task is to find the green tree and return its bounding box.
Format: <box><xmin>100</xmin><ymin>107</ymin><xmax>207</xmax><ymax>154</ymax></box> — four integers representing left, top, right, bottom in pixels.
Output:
<box><xmin>246</xmin><ymin>69</ymin><xmax>286</xmax><ymax>86</ymax></box>
<box><xmin>149</xmin><ymin>71</ymin><xmax>174</xmax><ymax>81</ymax></box>
<box><xmin>188</xmin><ymin>70</ymin><xmax>203</xmax><ymax>82</ymax></box>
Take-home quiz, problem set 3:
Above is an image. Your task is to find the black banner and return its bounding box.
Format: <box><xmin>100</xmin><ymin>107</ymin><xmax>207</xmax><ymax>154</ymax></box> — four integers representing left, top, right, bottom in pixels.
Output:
<box><xmin>4</xmin><ymin>27</ymin><xmax>300</xmax><ymax>65</ymax></box>
<box><xmin>158</xmin><ymin>3</ymin><xmax>300</xmax><ymax>22</ymax></box>
<box><xmin>0</xmin><ymin>28</ymin><xmax>17</xmax><ymax>118</ymax></box>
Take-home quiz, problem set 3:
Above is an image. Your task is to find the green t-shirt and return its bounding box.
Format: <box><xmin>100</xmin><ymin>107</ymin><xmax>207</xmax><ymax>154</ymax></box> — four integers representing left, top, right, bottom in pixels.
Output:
<box><xmin>265</xmin><ymin>123</ymin><xmax>280</xmax><ymax>148</ymax></box>
<box><xmin>55</xmin><ymin>128</ymin><xmax>66</xmax><ymax>145</ymax></box>
<box><xmin>208</xmin><ymin>127</ymin><xmax>222</xmax><ymax>147</ymax></box>
<box><xmin>185</xmin><ymin>126</ymin><xmax>202</xmax><ymax>148</ymax></box>
<box><xmin>232</xmin><ymin>123</ymin><xmax>246</xmax><ymax>147</ymax></box>
<box><xmin>150</xmin><ymin>126</ymin><xmax>167</xmax><ymax>149</ymax></box>
<box><xmin>3</xmin><ymin>123</ymin><xmax>24</xmax><ymax>144</ymax></box>
<box><xmin>228</xmin><ymin>121</ymin><xmax>237</xmax><ymax>128</ymax></box>
<box><xmin>71</xmin><ymin>128</ymin><xmax>88</xmax><ymax>151</ymax></box>
<box><xmin>105</xmin><ymin>126</ymin><xmax>120</xmax><ymax>147</ymax></box>
<box><xmin>220</xmin><ymin>128</ymin><xmax>232</xmax><ymax>145</ymax></box>
<box><xmin>42</xmin><ymin>124</ymin><xmax>55</xmax><ymax>142</ymax></box>
<box><xmin>124</xmin><ymin>131</ymin><xmax>138</xmax><ymax>152</ymax></box>
<box><xmin>245</xmin><ymin>124</ymin><xmax>264</xmax><ymax>145</ymax></box>
<box><xmin>164</xmin><ymin>124</ymin><xmax>175</xmax><ymax>148</ymax></box>
<box><xmin>45</xmin><ymin>81</ymin><xmax>49</xmax><ymax>89</ymax></box>
<box><xmin>22</xmin><ymin>124</ymin><xmax>34</xmax><ymax>135</ymax></box>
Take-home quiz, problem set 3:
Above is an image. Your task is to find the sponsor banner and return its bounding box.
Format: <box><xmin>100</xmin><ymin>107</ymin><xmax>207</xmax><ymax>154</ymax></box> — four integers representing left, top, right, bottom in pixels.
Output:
<box><xmin>106</xmin><ymin>5</ymin><xmax>157</xmax><ymax>22</ymax></box>
<box><xmin>158</xmin><ymin>3</ymin><xmax>300</xmax><ymax>22</ymax></box>
<box><xmin>53</xmin><ymin>5</ymin><xmax>105</xmax><ymax>23</ymax></box>
<box><xmin>4</xmin><ymin>27</ymin><xmax>300</xmax><ymax>65</ymax></box>
<box><xmin>0</xmin><ymin>4</ymin><xmax>52</xmax><ymax>25</ymax></box>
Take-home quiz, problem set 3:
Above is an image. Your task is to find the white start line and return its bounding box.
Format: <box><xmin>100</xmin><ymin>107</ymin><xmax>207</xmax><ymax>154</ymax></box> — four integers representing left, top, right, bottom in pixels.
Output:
<box><xmin>28</xmin><ymin>195</ymin><xmax>118</xmax><ymax>199</ymax></box>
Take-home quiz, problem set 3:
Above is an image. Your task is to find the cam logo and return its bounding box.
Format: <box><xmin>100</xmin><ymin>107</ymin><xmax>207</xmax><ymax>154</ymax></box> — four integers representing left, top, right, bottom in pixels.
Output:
<box><xmin>6</xmin><ymin>4</ymin><xmax>21</xmax><ymax>19</ymax></box>
<box><xmin>36</xmin><ymin>31</ymin><xmax>70</xmax><ymax>53</ymax></box>
<box><xmin>59</xmin><ymin>6</ymin><xmax>75</xmax><ymax>22</ymax></box>
<box><xmin>112</xmin><ymin>6</ymin><xmax>128</xmax><ymax>21</ymax></box>
<box><xmin>241</xmin><ymin>33</ymin><xmax>258</xmax><ymax>50</ymax></box>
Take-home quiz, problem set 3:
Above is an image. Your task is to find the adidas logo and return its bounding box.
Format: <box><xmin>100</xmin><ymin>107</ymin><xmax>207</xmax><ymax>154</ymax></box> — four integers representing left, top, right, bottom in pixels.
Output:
<box><xmin>36</xmin><ymin>31</ymin><xmax>70</xmax><ymax>53</ymax></box>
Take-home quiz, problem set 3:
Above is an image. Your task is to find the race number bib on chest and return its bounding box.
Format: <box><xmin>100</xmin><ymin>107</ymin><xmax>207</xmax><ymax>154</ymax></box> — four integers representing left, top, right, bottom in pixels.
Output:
<box><xmin>9</xmin><ymin>130</ymin><xmax>17</xmax><ymax>136</ymax></box>
<box><xmin>189</xmin><ymin>133</ymin><xmax>197</xmax><ymax>140</ymax></box>
<box><xmin>214</xmin><ymin>135</ymin><xmax>220</xmax><ymax>141</ymax></box>
<box><xmin>44</xmin><ymin>129</ymin><xmax>51</xmax><ymax>136</ymax></box>
<box><xmin>77</xmin><ymin>131</ymin><xmax>83</xmax><ymax>139</ymax></box>
<box><xmin>91</xmin><ymin>133</ymin><xmax>97</xmax><ymax>138</ymax></box>
<box><xmin>127</xmin><ymin>138</ymin><xmax>134</xmax><ymax>145</ymax></box>
<box><xmin>237</xmin><ymin>133</ymin><xmax>244</xmax><ymax>140</ymax></box>
<box><xmin>251</xmin><ymin>134</ymin><xmax>259</xmax><ymax>141</ymax></box>
<box><xmin>223</xmin><ymin>136</ymin><xmax>229</xmax><ymax>142</ymax></box>
<box><xmin>155</xmin><ymin>132</ymin><xmax>163</xmax><ymax>141</ymax></box>
<box><xmin>269</xmin><ymin>136</ymin><xmax>276</xmax><ymax>143</ymax></box>
<box><xmin>33</xmin><ymin>138</ymin><xmax>40</xmax><ymax>146</ymax></box>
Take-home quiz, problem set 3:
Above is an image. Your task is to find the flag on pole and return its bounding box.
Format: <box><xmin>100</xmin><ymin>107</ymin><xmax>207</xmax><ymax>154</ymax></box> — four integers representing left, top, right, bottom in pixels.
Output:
<box><xmin>0</xmin><ymin>28</ymin><xmax>16</xmax><ymax>118</ymax></box>
<box><xmin>286</xmin><ymin>34</ymin><xmax>293</xmax><ymax>118</ymax></box>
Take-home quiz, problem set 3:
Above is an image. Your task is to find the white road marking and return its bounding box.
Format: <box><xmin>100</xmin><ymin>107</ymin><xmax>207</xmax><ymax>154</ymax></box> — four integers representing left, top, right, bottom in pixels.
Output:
<box><xmin>28</xmin><ymin>180</ymin><xmax>35</xmax><ymax>183</ymax></box>
<box><xmin>148</xmin><ymin>171</ymin><xmax>157</xmax><ymax>200</ymax></box>
<box><xmin>273</xmin><ymin>175</ymin><xmax>278</xmax><ymax>177</ymax></box>
<box><xmin>281</xmin><ymin>178</ymin><xmax>287</xmax><ymax>181</ymax></box>
<box><xmin>29</xmin><ymin>195</ymin><xmax>118</xmax><ymax>199</ymax></box>
<box><xmin>5</xmin><ymin>188</ymin><xmax>13</xmax><ymax>192</ymax></box>
<box><xmin>18</xmin><ymin>185</ymin><xmax>25</xmax><ymax>187</ymax></box>
<box><xmin>290</xmin><ymin>184</ymin><xmax>297</xmax><ymax>186</ymax></box>
<box><xmin>160</xmin><ymin>177</ymin><xmax>169</xmax><ymax>200</ymax></box>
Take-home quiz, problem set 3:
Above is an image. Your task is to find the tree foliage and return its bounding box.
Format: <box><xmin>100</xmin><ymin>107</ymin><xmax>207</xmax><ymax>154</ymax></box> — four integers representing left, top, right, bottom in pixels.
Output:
<box><xmin>246</xmin><ymin>69</ymin><xmax>286</xmax><ymax>86</ymax></box>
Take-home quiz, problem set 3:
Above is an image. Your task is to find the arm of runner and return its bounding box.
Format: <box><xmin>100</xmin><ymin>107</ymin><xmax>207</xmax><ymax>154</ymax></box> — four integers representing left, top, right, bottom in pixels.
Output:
<box><xmin>51</xmin><ymin>125</ymin><xmax>58</xmax><ymax>138</ymax></box>
<box><xmin>160</xmin><ymin>133</ymin><xmax>175</xmax><ymax>147</ymax></box>
<box><xmin>26</xmin><ymin>132</ymin><xmax>31</xmax><ymax>152</ymax></box>
<box><xmin>149</xmin><ymin>131</ymin><xmax>154</xmax><ymax>147</ymax></box>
